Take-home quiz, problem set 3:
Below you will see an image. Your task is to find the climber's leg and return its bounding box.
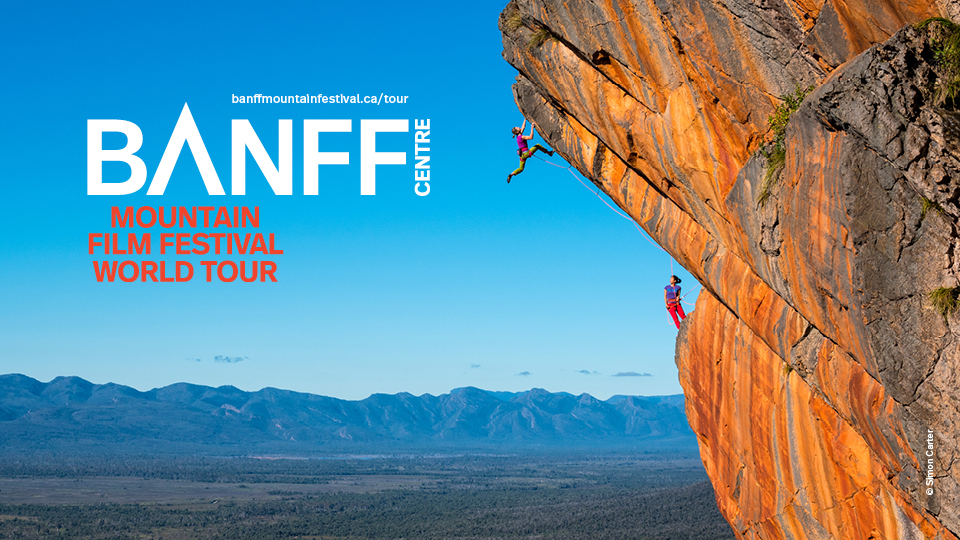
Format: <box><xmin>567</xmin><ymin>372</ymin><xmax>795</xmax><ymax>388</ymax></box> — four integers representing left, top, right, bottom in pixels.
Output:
<box><xmin>529</xmin><ymin>144</ymin><xmax>554</xmax><ymax>156</ymax></box>
<box><xmin>509</xmin><ymin>158</ymin><xmax>528</xmax><ymax>183</ymax></box>
<box><xmin>668</xmin><ymin>304</ymin><xmax>681</xmax><ymax>328</ymax></box>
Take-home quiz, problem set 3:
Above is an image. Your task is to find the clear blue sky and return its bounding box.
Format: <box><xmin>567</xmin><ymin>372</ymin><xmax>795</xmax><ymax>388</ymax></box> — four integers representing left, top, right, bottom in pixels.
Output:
<box><xmin>0</xmin><ymin>0</ymin><xmax>698</xmax><ymax>400</ymax></box>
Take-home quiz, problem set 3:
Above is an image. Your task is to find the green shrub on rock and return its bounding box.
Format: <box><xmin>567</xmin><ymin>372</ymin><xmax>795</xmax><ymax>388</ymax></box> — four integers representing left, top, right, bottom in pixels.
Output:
<box><xmin>756</xmin><ymin>84</ymin><xmax>815</xmax><ymax>207</ymax></box>
<box><xmin>917</xmin><ymin>17</ymin><xmax>960</xmax><ymax>108</ymax></box>
<box><xmin>929</xmin><ymin>286</ymin><xmax>960</xmax><ymax>319</ymax></box>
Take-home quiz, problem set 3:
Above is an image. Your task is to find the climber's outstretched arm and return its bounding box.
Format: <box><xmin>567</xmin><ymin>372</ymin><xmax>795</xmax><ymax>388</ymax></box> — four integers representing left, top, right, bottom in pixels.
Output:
<box><xmin>523</xmin><ymin>122</ymin><xmax>535</xmax><ymax>140</ymax></box>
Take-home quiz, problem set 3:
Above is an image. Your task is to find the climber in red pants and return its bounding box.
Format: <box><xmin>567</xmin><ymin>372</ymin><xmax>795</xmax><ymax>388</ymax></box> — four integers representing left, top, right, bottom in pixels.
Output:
<box><xmin>665</xmin><ymin>275</ymin><xmax>686</xmax><ymax>328</ymax></box>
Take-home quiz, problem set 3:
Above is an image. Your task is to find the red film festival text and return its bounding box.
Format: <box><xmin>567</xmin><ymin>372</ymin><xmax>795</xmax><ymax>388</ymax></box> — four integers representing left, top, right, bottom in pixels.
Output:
<box><xmin>88</xmin><ymin>206</ymin><xmax>282</xmax><ymax>283</ymax></box>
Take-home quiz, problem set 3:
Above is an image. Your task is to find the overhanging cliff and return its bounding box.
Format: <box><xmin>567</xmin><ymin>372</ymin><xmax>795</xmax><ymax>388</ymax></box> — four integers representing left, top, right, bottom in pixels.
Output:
<box><xmin>500</xmin><ymin>1</ymin><xmax>960</xmax><ymax>538</ymax></box>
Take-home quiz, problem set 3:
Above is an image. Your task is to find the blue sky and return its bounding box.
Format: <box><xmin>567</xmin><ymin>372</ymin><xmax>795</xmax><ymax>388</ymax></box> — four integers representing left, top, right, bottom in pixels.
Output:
<box><xmin>0</xmin><ymin>0</ymin><xmax>697</xmax><ymax>400</ymax></box>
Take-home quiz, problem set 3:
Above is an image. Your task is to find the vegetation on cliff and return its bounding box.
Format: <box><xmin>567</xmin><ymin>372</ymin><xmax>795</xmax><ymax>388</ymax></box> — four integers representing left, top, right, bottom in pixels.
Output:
<box><xmin>917</xmin><ymin>17</ymin><xmax>960</xmax><ymax>108</ymax></box>
<box><xmin>528</xmin><ymin>28</ymin><xmax>556</xmax><ymax>50</ymax></box>
<box><xmin>505</xmin><ymin>9</ymin><xmax>523</xmax><ymax>31</ymax></box>
<box><xmin>929</xmin><ymin>286</ymin><xmax>960</xmax><ymax>319</ymax></box>
<box><xmin>921</xmin><ymin>195</ymin><xmax>946</xmax><ymax>219</ymax></box>
<box><xmin>757</xmin><ymin>84</ymin><xmax>815</xmax><ymax>206</ymax></box>
<box><xmin>503</xmin><ymin>7</ymin><xmax>555</xmax><ymax>51</ymax></box>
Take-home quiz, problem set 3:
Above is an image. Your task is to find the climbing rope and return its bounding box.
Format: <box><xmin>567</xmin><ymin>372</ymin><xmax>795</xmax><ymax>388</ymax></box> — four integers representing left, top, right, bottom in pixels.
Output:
<box><xmin>532</xmin><ymin>155</ymin><xmax>668</xmax><ymax>253</ymax></box>
<box><xmin>667</xmin><ymin>259</ymin><xmax>699</xmax><ymax>308</ymax></box>
<box><xmin>533</xmin><ymin>154</ymin><xmax>701</xmax><ymax>311</ymax></box>
<box><xmin>678</xmin><ymin>288</ymin><xmax>699</xmax><ymax>308</ymax></box>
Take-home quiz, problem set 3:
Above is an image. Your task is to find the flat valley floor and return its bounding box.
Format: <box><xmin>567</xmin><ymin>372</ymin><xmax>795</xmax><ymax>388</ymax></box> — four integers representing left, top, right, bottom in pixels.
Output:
<box><xmin>0</xmin><ymin>450</ymin><xmax>736</xmax><ymax>539</ymax></box>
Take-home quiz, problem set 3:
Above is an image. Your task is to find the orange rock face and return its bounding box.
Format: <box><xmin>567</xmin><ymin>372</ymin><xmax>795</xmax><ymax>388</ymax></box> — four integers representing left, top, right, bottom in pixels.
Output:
<box><xmin>502</xmin><ymin>1</ymin><xmax>960</xmax><ymax>539</ymax></box>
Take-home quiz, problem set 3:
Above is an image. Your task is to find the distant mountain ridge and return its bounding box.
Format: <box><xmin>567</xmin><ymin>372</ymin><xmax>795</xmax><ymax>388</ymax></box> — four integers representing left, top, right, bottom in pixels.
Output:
<box><xmin>0</xmin><ymin>374</ymin><xmax>693</xmax><ymax>452</ymax></box>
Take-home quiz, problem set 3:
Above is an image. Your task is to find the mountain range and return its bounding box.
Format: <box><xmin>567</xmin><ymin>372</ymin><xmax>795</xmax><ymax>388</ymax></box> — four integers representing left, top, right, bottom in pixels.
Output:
<box><xmin>0</xmin><ymin>374</ymin><xmax>694</xmax><ymax>453</ymax></box>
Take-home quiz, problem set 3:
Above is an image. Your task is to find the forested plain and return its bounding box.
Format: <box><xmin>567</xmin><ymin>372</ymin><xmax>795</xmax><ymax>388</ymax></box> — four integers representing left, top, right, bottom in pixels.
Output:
<box><xmin>0</xmin><ymin>451</ymin><xmax>736</xmax><ymax>539</ymax></box>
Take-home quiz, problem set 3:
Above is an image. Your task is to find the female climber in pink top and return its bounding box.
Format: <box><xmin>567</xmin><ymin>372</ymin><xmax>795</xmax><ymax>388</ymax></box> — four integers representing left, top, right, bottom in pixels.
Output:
<box><xmin>507</xmin><ymin>119</ymin><xmax>554</xmax><ymax>183</ymax></box>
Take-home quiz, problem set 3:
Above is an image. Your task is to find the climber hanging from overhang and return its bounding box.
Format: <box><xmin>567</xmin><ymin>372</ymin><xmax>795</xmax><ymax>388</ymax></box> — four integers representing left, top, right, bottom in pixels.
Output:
<box><xmin>507</xmin><ymin>118</ymin><xmax>554</xmax><ymax>183</ymax></box>
<box><xmin>665</xmin><ymin>275</ymin><xmax>686</xmax><ymax>329</ymax></box>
